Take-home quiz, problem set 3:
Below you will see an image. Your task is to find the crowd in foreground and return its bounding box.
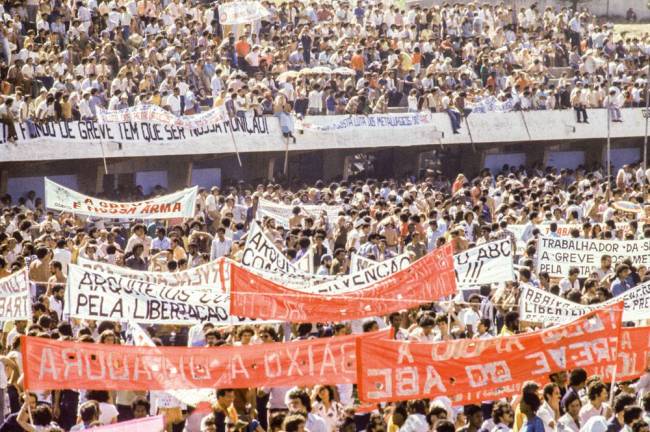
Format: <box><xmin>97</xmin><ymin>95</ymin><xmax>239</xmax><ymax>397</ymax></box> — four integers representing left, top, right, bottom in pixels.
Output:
<box><xmin>0</xmin><ymin>0</ymin><xmax>646</xmax><ymax>137</ymax></box>
<box><xmin>0</xmin><ymin>156</ymin><xmax>649</xmax><ymax>432</ymax></box>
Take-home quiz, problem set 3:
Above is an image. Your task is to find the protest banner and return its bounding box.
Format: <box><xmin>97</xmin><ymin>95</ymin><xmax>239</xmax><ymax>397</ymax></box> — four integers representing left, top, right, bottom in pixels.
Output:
<box><xmin>302</xmin><ymin>112</ymin><xmax>435</xmax><ymax>132</ymax></box>
<box><xmin>0</xmin><ymin>269</ymin><xmax>31</xmax><ymax>321</ymax></box>
<box><xmin>356</xmin><ymin>304</ymin><xmax>623</xmax><ymax>404</ymax></box>
<box><xmin>130</xmin><ymin>323</ymin><xmax>215</xmax><ymax>407</ymax></box>
<box><xmin>256</xmin><ymin>199</ymin><xmax>343</xmax><ymax>228</ymax></box>
<box><xmin>65</xmin><ymin>264</ymin><xmax>231</xmax><ymax>325</ymax></box>
<box><xmin>616</xmin><ymin>326</ymin><xmax>650</xmax><ymax>381</ymax></box>
<box><xmin>509</xmin><ymin>223</ymin><xmax>633</xmax><ymax>252</ymax></box>
<box><xmin>45</xmin><ymin>178</ymin><xmax>197</xmax><ymax>219</ymax></box>
<box><xmin>3</xmin><ymin>114</ymin><xmax>443</xmax><ymax>161</ymax></box>
<box><xmin>536</xmin><ymin>236</ymin><xmax>650</xmax><ymax>277</ymax></box>
<box><xmin>242</xmin><ymin>223</ymin><xmax>414</xmax><ymax>294</ymax></box>
<box><xmin>22</xmin><ymin>329</ymin><xmax>391</xmax><ymax>391</ymax></box>
<box><xmin>218</xmin><ymin>1</ymin><xmax>270</xmax><ymax>25</ymax></box>
<box><xmin>520</xmin><ymin>283</ymin><xmax>650</xmax><ymax>324</ymax></box>
<box><xmin>77</xmin><ymin>256</ymin><xmax>230</xmax><ymax>290</ymax></box>
<box><xmin>241</xmin><ymin>222</ymin><xmax>318</xmax><ymax>278</ymax></box>
<box><xmin>349</xmin><ymin>253</ymin><xmax>411</xmax><ymax>273</ymax></box>
<box><xmin>230</xmin><ymin>243</ymin><xmax>456</xmax><ymax>322</ymax></box>
<box><xmin>84</xmin><ymin>415</ymin><xmax>164</xmax><ymax>432</ymax></box>
<box><xmin>454</xmin><ymin>239</ymin><xmax>513</xmax><ymax>286</ymax></box>
<box><xmin>97</xmin><ymin>104</ymin><xmax>229</xmax><ymax>130</ymax></box>
<box><xmin>352</xmin><ymin>240</ymin><xmax>512</xmax><ymax>288</ymax></box>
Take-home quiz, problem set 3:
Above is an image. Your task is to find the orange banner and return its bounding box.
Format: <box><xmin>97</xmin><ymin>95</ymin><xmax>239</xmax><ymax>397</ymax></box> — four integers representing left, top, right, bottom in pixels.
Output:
<box><xmin>356</xmin><ymin>305</ymin><xmax>624</xmax><ymax>405</ymax></box>
<box><xmin>230</xmin><ymin>244</ymin><xmax>457</xmax><ymax>322</ymax></box>
<box><xmin>22</xmin><ymin>329</ymin><xmax>390</xmax><ymax>391</ymax></box>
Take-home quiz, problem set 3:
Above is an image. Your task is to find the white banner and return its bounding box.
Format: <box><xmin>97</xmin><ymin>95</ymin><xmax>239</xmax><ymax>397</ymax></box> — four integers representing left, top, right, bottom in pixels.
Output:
<box><xmin>0</xmin><ymin>269</ymin><xmax>31</xmax><ymax>321</ymax></box>
<box><xmin>65</xmin><ymin>264</ymin><xmax>231</xmax><ymax>325</ymax></box>
<box><xmin>241</xmin><ymin>222</ymin><xmax>324</xmax><ymax>279</ymax></box>
<box><xmin>77</xmin><ymin>257</ymin><xmax>229</xmax><ymax>291</ymax></box>
<box><xmin>536</xmin><ymin>236</ymin><xmax>650</xmax><ymax>277</ymax></box>
<box><xmin>218</xmin><ymin>1</ymin><xmax>270</xmax><ymax>25</ymax></box>
<box><xmin>241</xmin><ymin>223</ymin><xmax>413</xmax><ymax>294</ymax></box>
<box><xmin>256</xmin><ymin>199</ymin><xmax>343</xmax><ymax>228</ymax></box>
<box><xmin>3</xmin><ymin>114</ymin><xmax>443</xmax><ymax>161</ymax></box>
<box><xmin>97</xmin><ymin>104</ymin><xmax>229</xmax><ymax>130</ymax></box>
<box><xmin>467</xmin><ymin>96</ymin><xmax>515</xmax><ymax>114</ymax></box>
<box><xmin>302</xmin><ymin>112</ymin><xmax>436</xmax><ymax>132</ymax></box>
<box><xmin>509</xmin><ymin>222</ymin><xmax>633</xmax><ymax>252</ymax></box>
<box><xmin>352</xmin><ymin>239</ymin><xmax>513</xmax><ymax>287</ymax></box>
<box><xmin>520</xmin><ymin>283</ymin><xmax>650</xmax><ymax>324</ymax></box>
<box><xmin>454</xmin><ymin>239</ymin><xmax>514</xmax><ymax>287</ymax></box>
<box><xmin>45</xmin><ymin>178</ymin><xmax>197</xmax><ymax>219</ymax></box>
<box><xmin>350</xmin><ymin>253</ymin><xmax>412</xmax><ymax>273</ymax></box>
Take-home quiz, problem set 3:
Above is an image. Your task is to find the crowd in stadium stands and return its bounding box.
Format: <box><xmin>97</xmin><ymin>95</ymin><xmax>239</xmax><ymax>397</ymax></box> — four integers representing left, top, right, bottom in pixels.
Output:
<box><xmin>0</xmin><ymin>0</ymin><xmax>646</xmax><ymax>137</ymax></box>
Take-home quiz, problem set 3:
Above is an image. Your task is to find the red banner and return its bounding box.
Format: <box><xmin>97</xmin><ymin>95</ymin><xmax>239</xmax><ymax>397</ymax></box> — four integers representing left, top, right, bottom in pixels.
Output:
<box><xmin>615</xmin><ymin>326</ymin><xmax>650</xmax><ymax>381</ymax></box>
<box><xmin>356</xmin><ymin>304</ymin><xmax>624</xmax><ymax>404</ymax></box>
<box><xmin>230</xmin><ymin>244</ymin><xmax>457</xmax><ymax>322</ymax></box>
<box><xmin>22</xmin><ymin>329</ymin><xmax>390</xmax><ymax>391</ymax></box>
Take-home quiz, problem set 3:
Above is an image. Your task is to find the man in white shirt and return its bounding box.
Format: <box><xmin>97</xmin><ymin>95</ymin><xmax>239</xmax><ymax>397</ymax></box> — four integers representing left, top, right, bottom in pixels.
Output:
<box><xmin>166</xmin><ymin>87</ymin><xmax>182</xmax><ymax>115</ymax></box>
<box><xmin>559</xmin><ymin>267</ymin><xmax>581</xmax><ymax>295</ymax></box>
<box><xmin>210</xmin><ymin>227</ymin><xmax>232</xmax><ymax>260</ymax></box>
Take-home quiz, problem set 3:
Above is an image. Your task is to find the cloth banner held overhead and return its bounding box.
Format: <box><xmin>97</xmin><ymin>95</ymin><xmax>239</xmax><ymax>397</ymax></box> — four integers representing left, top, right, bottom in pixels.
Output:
<box><xmin>230</xmin><ymin>243</ymin><xmax>456</xmax><ymax>322</ymax></box>
<box><xmin>356</xmin><ymin>304</ymin><xmax>623</xmax><ymax>405</ymax></box>
<box><xmin>351</xmin><ymin>239</ymin><xmax>512</xmax><ymax>287</ymax></box>
<box><xmin>97</xmin><ymin>104</ymin><xmax>229</xmax><ymax>130</ymax></box>
<box><xmin>241</xmin><ymin>223</ymin><xmax>415</xmax><ymax>294</ymax></box>
<box><xmin>218</xmin><ymin>1</ymin><xmax>270</xmax><ymax>25</ymax></box>
<box><xmin>519</xmin><ymin>283</ymin><xmax>650</xmax><ymax>324</ymax></box>
<box><xmin>349</xmin><ymin>253</ymin><xmax>412</xmax><ymax>274</ymax></box>
<box><xmin>256</xmin><ymin>199</ymin><xmax>343</xmax><ymax>228</ymax></box>
<box><xmin>65</xmin><ymin>264</ymin><xmax>233</xmax><ymax>325</ymax></box>
<box><xmin>21</xmin><ymin>329</ymin><xmax>391</xmax><ymax>391</ymax></box>
<box><xmin>85</xmin><ymin>416</ymin><xmax>164</xmax><ymax>432</ymax></box>
<box><xmin>77</xmin><ymin>256</ymin><xmax>230</xmax><ymax>291</ymax></box>
<box><xmin>0</xmin><ymin>269</ymin><xmax>31</xmax><ymax>321</ymax></box>
<box><xmin>45</xmin><ymin>178</ymin><xmax>197</xmax><ymax>219</ymax></box>
<box><xmin>509</xmin><ymin>222</ymin><xmax>633</xmax><ymax>251</ymax></box>
<box><xmin>454</xmin><ymin>239</ymin><xmax>514</xmax><ymax>286</ymax></box>
<box><xmin>536</xmin><ymin>236</ymin><xmax>650</xmax><ymax>277</ymax></box>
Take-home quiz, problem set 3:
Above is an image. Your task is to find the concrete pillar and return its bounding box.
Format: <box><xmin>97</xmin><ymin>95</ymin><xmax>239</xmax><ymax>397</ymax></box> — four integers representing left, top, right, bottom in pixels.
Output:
<box><xmin>322</xmin><ymin>150</ymin><xmax>347</xmax><ymax>181</ymax></box>
<box><xmin>0</xmin><ymin>169</ymin><xmax>7</xmax><ymax>195</ymax></box>
<box><xmin>77</xmin><ymin>163</ymin><xmax>103</xmax><ymax>194</ymax></box>
<box><xmin>524</xmin><ymin>142</ymin><xmax>547</xmax><ymax>168</ymax></box>
<box><xmin>168</xmin><ymin>160</ymin><xmax>193</xmax><ymax>190</ymax></box>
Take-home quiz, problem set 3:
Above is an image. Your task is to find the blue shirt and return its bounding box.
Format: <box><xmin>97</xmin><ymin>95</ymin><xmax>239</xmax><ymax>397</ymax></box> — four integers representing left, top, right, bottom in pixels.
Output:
<box><xmin>521</xmin><ymin>416</ymin><xmax>545</xmax><ymax>432</ymax></box>
<box><xmin>612</xmin><ymin>277</ymin><xmax>632</xmax><ymax>297</ymax></box>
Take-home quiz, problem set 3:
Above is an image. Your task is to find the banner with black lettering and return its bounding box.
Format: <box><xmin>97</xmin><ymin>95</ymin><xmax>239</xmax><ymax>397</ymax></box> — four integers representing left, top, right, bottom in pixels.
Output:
<box><xmin>65</xmin><ymin>264</ymin><xmax>231</xmax><ymax>325</ymax></box>
<box><xmin>77</xmin><ymin>257</ymin><xmax>229</xmax><ymax>291</ymax></box>
<box><xmin>241</xmin><ymin>223</ymin><xmax>414</xmax><ymax>293</ymax></box>
<box><xmin>352</xmin><ymin>240</ymin><xmax>513</xmax><ymax>287</ymax></box>
<box><xmin>454</xmin><ymin>239</ymin><xmax>514</xmax><ymax>286</ymax></box>
<box><xmin>97</xmin><ymin>104</ymin><xmax>229</xmax><ymax>130</ymax></box>
<box><xmin>519</xmin><ymin>283</ymin><xmax>650</xmax><ymax>324</ymax></box>
<box><xmin>45</xmin><ymin>178</ymin><xmax>197</xmax><ymax>219</ymax></box>
<box><xmin>350</xmin><ymin>253</ymin><xmax>412</xmax><ymax>274</ymax></box>
<box><xmin>0</xmin><ymin>269</ymin><xmax>31</xmax><ymax>321</ymax></box>
<box><xmin>536</xmin><ymin>236</ymin><xmax>650</xmax><ymax>277</ymax></box>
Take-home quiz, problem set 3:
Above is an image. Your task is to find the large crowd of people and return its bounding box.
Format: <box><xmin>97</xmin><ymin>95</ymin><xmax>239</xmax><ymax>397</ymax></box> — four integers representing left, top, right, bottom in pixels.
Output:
<box><xmin>0</xmin><ymin>0</ymin><xmax>650</xmax><ymax>431</ymax></box>
<box><xmin>0</xmin><ymin>0</ymin><xmax>646</xmax><ymax>133</ymax></box>
<box><xmin>0</xmin><ymin>156</ymin><xmax>649</xmax><ymax>432</ymax></box>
